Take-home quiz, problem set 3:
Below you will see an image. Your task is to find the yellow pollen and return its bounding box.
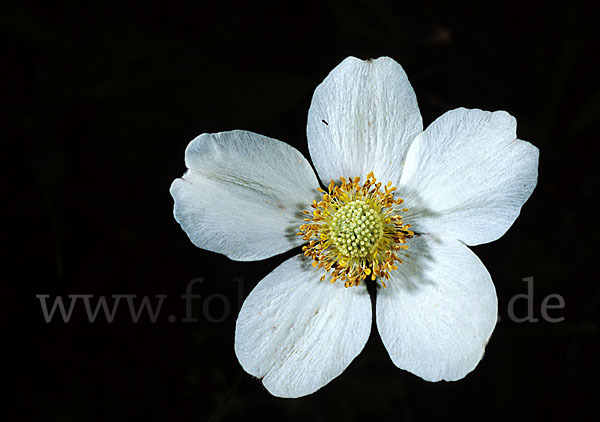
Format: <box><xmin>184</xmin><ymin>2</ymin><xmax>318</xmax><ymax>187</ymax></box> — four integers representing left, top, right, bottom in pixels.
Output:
<box><xmin>298</xmin><ymin>172</ymin><xmax>414</xmax><ymax>288</ymax></box>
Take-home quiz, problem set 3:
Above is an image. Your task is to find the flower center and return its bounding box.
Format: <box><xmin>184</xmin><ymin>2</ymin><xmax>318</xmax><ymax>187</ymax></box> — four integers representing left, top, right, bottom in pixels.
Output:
<box><xmin>298</xmin><ymin>172</ymin><xmax>414</xmax><ymax>288</ymax></box>
<box><xmin>330</xmin><ymin>201</ymin><xmax>384</xmax><ymax>258</ymax></box>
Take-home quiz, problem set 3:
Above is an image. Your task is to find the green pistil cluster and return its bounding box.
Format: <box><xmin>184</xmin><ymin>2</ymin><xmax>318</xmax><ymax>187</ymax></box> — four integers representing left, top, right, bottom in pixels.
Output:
<box><xmin>330</xmin><ymin>200</ymin><xmax>384</xmax><ymax>258</ymax></box>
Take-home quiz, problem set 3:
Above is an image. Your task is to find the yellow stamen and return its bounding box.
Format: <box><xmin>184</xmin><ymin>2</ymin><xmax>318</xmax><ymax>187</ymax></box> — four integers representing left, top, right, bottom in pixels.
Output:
<box><xmin>298</xmin><ymin>173</ymin><xmax>414</xmax><ymax>288</ymax></box>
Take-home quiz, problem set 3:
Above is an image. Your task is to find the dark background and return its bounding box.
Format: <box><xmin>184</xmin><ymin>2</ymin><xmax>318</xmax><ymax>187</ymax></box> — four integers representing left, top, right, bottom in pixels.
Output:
<box><xmin>7</xmin><ymin>0</ymin><xmax>599</xmax><ymax>420</ymax></box>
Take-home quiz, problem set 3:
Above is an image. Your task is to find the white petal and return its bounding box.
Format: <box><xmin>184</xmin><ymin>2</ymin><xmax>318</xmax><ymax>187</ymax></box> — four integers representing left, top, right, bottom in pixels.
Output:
<box><xmin>235</xmin><ymin>255</ymin><xmax>372</xmax><ymax>398</ymax></box>
<box><xmin>376</xmin><ymin>234</ymin><xmax>497</xmax><ymax>382</ymax></box>
<box><xmin>170</xmin><ymin>130</ymin><xmax>320</xmax><ymax>261</ymax></box>
<box><xmin>307</xmin><ymin>56</ymin><xmax>422</xmax><ymax>187</ymax></box>
<box><xmin>399</xmin><ymin>108</ymin><xmax>539</xmax><ymax>245</ymax></box>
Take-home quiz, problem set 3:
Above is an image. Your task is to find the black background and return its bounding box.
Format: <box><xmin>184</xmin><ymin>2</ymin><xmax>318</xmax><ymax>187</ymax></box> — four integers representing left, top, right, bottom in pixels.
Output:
<box><xmin>9</xmin><ymin>0</ymin><xmax>599</xmax><ymax>420</ymax></box>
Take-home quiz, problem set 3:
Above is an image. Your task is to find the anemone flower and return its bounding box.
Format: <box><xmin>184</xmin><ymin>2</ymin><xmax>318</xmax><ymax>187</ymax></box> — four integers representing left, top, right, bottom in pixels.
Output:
<box><xmin>170</xmin><ymin>56</ymin><xmax>539</xmax><ymax>398</ymax></box>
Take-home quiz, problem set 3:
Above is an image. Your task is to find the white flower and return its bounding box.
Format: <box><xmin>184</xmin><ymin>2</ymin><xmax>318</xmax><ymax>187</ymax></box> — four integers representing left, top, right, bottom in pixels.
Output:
<box><xmin>170</xmin><ymin>56</ymin><xmax>539</xmax><ymax>398</ymax></box>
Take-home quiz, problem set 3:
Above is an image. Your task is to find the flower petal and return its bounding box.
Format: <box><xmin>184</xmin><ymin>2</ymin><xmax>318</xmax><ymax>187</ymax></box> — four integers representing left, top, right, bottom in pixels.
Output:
<box><xmin>170</xmin><ymin>130</ymin><xmax>320</xmax><ymax>261</ymax></box>
<box><xmin>399</xmin><ymin>108</ymin><xmax>539</xmax><ymax>245</ymax></box>
<box><xmin>235</xmin><ymin>255</ymin><xmax>372</xmax><ymax>398</ymax></box>
<box><xmin>307</xmin><ymin>56</ymin><xmax>422</xmax><ymax>187</ymax></box>
<box><xmin>376</xmin><ymin>233</ymin><xmax>497</xmax><ymax>382</ymax></box>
